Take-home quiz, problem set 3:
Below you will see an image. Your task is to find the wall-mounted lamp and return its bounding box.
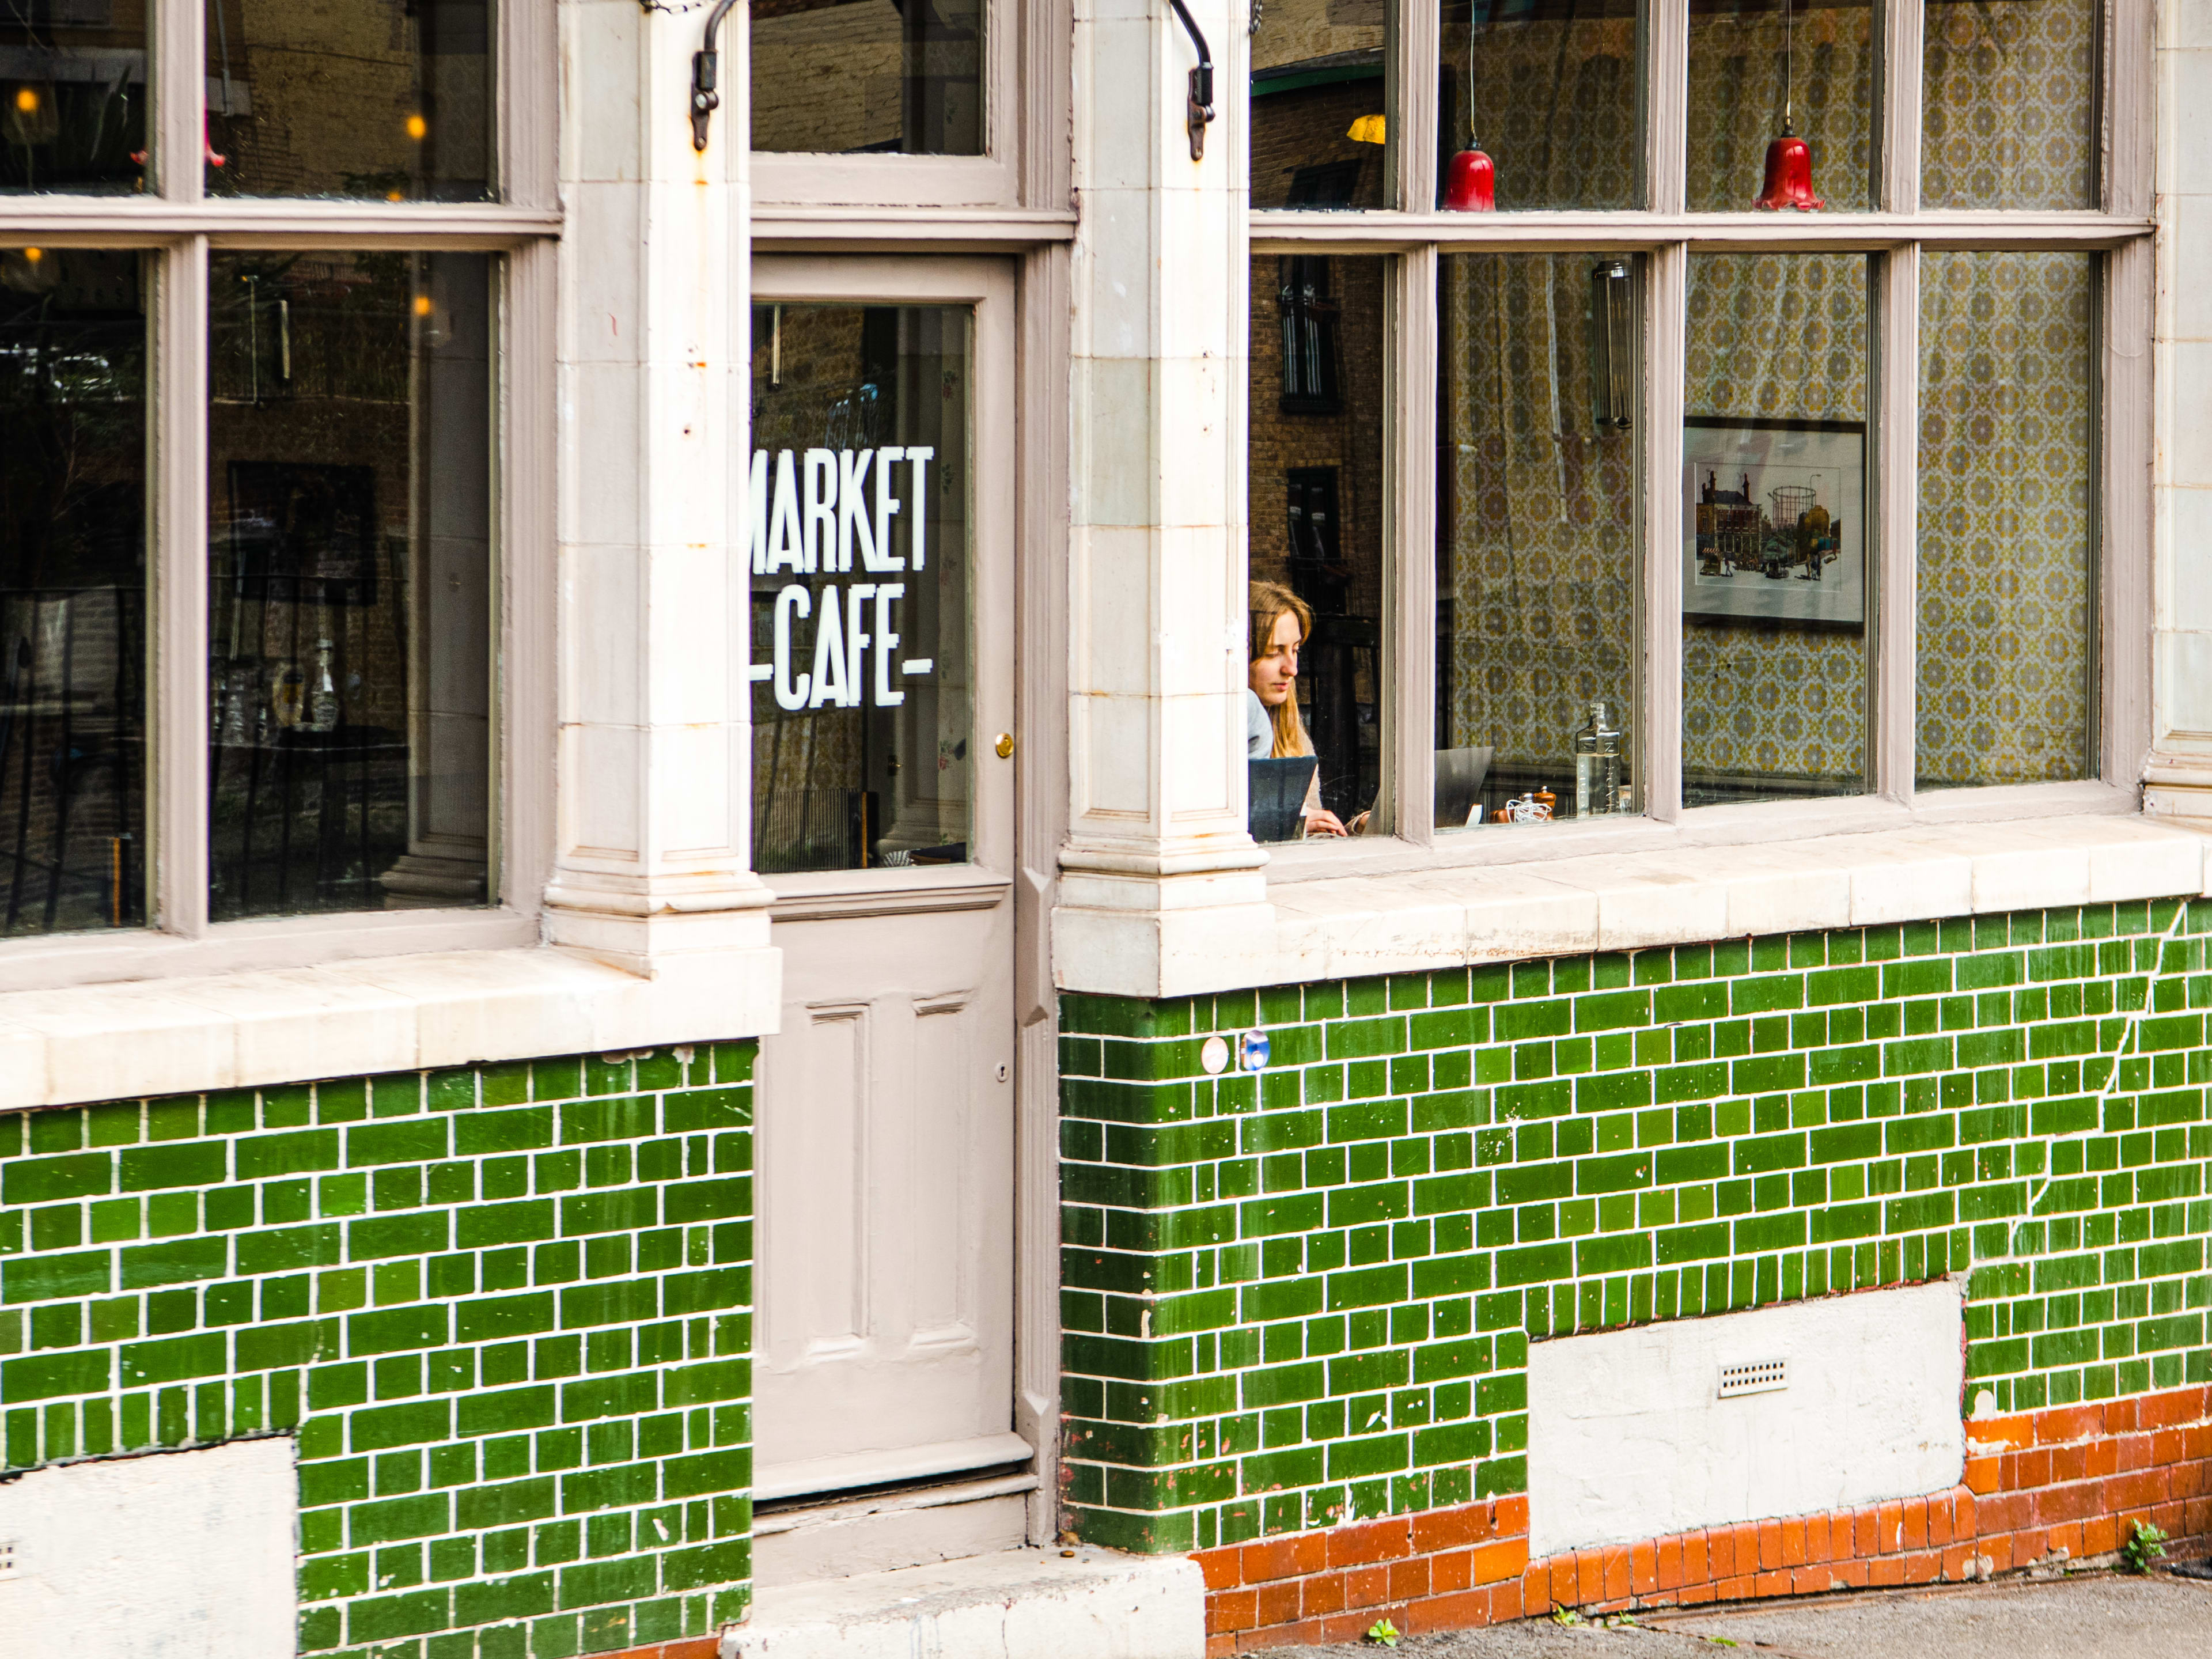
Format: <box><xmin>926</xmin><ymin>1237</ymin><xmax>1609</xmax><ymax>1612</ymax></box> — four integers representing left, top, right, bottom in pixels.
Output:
<box><xmin>1166</xmin><ymin>0</ymin><xmax>1215</xmax><ymax>162</ymax></box>
<box><xmin>683</xmin><ymin>0</ymin><xmax>739</xmax><ymax>151</ymax></box>
<box><xmin>1588</xmin><ymin>260</ymin><xmax>1633</xmax><ymax>432</ymax></box>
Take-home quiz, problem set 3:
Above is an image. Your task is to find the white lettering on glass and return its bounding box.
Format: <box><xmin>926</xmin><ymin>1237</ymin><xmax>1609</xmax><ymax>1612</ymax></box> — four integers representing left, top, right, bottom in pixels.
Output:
<box><xmin>905</xmin><ymin>447</ymin><xmax>933</xmax><ymax>570</ymax></box>
<box><xmin>873</xmin><ymin>585</ymin><xmax>904</xmax><ymax>707</ymax></box>
<box><xmin>760</xmin><ymin>581</ymin><xmax>933</xmax><ymax>711</ymax></box>
<box><xmin>767</xmin><ymin>450</ymin><xmax>806</xmax><ymax>574</ymax></box>
<box><xmin>871</xmin><ymin>445</ymin><xmax>906</xmax><ymax>572</ymax></box>
<box><xmin>802</xmin><ymin>449</ymin><xmax>837</xmax><ymax>573</ymax></box>
<box><xmin>772</xmin><ymin>585</ymin><xmax>812</xmax><ymax>710</ymax></box>
<box><xmin>837</xmin><ymin>449</ymin><xmax>874</xmax><ymax>573</ymax></box>
<box><xmin>808</xmin><ymin>589</ymin><xmax>849</xmax><ymax>709</ymax></box>
<box><xmin>748</xmin><ymin>449</ymin><xmax>770</xmax><ymax>575</ymax></box>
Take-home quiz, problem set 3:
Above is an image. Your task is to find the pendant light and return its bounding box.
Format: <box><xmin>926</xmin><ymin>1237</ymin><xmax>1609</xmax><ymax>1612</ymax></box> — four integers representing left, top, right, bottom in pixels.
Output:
<box><xmin>1753</xmin><ymin>0</ymin><xmax>1823</xmax><ymax>211</ymax></box>
<box><xmin>1442</xmin><ymin>13</ymin><xmax>1495</xmax><ymax>211</ymax></box>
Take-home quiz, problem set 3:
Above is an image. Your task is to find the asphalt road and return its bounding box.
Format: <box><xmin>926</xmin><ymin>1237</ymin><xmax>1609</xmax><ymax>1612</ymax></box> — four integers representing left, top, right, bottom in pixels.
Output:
<box><xmin>1291</xmin><ymin>1571</ymin><xmax>2212</xmax><ymax>1658</ymax></box>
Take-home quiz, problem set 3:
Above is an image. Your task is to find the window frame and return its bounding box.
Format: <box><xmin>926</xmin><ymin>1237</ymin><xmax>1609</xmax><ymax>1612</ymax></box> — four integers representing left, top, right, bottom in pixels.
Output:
<box><xmin>747</xmin><ymin>0</ymin><xmax>1027</xmax><ymax>210</ymax></box>
<box><xmin>1248</xmin><ymin>0</ymin><xmax>2155</xmax><ymax>881</ymax></box>
<box><xmin>0</xmin><ymin>0</ymin><xmax>560</xmax><ymax>991</ymax></box>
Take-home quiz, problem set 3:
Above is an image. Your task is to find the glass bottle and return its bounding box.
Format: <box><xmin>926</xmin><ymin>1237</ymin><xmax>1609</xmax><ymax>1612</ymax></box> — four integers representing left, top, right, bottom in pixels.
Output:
<box><xmin>307</xmin><ymin>638</ymin><xmax>340</xmax><ymax>733</ymax></box>
<box><xmin>1573</xmin><ymin>699</ymin><xmax>1622</xmax><ymax>818</ymax></box>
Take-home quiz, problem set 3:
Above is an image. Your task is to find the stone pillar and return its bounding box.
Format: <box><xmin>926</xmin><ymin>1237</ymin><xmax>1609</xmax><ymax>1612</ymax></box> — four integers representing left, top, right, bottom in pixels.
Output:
<box><xmin>544</xmin><ymin>0</ymin><xmax>778</xmax><ymax>980</ymax></box>
<box><xmin>2149</xmin><ymin>9</ymin><xmax>2212</xmax><ymax>824</ymax></box>
<box><xmin>1056</xmin><ymin>0</ymin><xmax>1279</xmax><ymax>997</ymax></box>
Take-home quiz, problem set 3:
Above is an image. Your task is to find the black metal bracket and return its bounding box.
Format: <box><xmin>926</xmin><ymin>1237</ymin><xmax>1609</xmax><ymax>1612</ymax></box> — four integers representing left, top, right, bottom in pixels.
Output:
<box><xmin>689</xmin><ymin>0</ymin><xmax>739</xmax><ymax>151</ymax></box>
<box><xmin>1166</xmin><ymin>0</ymin><xmax>1215</xmax><ymax>161</ymax></box>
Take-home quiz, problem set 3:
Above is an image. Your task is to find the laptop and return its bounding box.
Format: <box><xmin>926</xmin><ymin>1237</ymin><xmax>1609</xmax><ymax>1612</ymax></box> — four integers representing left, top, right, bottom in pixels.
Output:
<box><xmin>1434</xmin><ymin>746</ymin><xmax>1494</xmax><ymax>828</ymax></box>
<box><xmin>1248</xmin><ymin>756</ymin><xmax>1320</xmax><ymax>843</ymax></box>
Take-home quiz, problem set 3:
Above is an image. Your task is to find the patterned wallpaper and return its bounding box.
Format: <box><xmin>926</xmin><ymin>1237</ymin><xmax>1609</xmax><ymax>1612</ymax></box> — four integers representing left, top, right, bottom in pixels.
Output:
<box><xmin>1438</xmin><ymin>0</ymin><xmax>1638</xmax><ymax>211</ymax></box>
<box><xmin>1681</xmin><ymin>253</ymin><xmax>1869</xmax><ymax>800</ymax></box>
<box><xmin>1923</xmin><ymin>0</ymin><xmax>2097</xmax><ymax>211</ymax></box>
<box><xmin>1916</xmin><ymin>251</ymin><xmax>2094</xmax><ymax>786</ymax></box>
<box><xmin>1687</xmin><ymin>0</ymin><xmax>1874</xmax><ymax>215</ymax></box>
<box><xmin>1437</xmin><ymin>255</ymin><xmax>1638</xmax><ymax>801</ymax></box>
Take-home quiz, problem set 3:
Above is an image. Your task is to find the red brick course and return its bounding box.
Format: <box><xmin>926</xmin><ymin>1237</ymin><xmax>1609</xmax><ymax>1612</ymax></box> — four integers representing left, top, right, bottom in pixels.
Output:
<box><xmin>1188</xmin><ymin>1384</ymin><xmax>2212</xmax><ymax>1653</ymax></box>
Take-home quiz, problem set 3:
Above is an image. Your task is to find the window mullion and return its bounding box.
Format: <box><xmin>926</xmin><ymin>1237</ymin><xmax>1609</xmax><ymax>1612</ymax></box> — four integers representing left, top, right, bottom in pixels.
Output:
<box><xmin>1643</xmin><ymin>241</ymin><xmax>1685</xmax><ymax>822</ymax></box>
<box><xmin>1881</xmin><ymin>0</ymin><xmax>1923</xmax><ymax>213</ymax></box>
<box><xmin>1395</xmin><ymin>244</ymin><xmax>1436</xmax><ymax>846</ymax></box>
<box><xmin>1396</xmin><ymin>0</ymin><xmax>1438</xmax><ymax>213</ymax></box>
<box><xmin>154</xmin><ymin>236</ymin><xmax>210</xmax><ymax>937</ymax></box>
<box><xmin>1874</xmin><ymin>244</ymin><xmax>1919</xmax><ymax>803</ymax></box>
<box><xmin>154</xmin><ymin>0</ymin><xmax>206</xmax><ymax>203</ymax></box>
<box><xmin>1645</xmin><ymin>0</ymin><xmax>1687</xmax><ymax>215</ymax></box>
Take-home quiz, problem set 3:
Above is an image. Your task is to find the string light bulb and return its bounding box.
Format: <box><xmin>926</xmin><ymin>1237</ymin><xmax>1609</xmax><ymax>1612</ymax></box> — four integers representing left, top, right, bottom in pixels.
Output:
<box><xmin>405</xmin><ymin>114</ymin><xmax>427</xmax><ymax>141</ymax></box>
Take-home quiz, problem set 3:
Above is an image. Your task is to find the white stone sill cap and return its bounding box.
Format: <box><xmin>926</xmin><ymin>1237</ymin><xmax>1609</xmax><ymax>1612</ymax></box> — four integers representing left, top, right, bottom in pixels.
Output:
<box><xmin>0</xmin><ymin>943</ymin><xmax>781</xmax><ymax>1115</ymax></box>
<box><xmin>1055</xmin><ymin>812</ymin><xmax>2212</xmax><ymax>999</ymax></box>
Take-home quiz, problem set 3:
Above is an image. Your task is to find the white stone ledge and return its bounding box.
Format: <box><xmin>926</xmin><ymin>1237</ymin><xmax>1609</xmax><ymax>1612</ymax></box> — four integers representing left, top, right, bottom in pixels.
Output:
<box><xmin>0</xmin><ymin>945</ymin><xmax>781</xmax><ymax>1113</ymax></box>
<box><xmin>1052</xmin><ymin>814</ymin><xmax>2212</xmax><ymax>999</ymax></box>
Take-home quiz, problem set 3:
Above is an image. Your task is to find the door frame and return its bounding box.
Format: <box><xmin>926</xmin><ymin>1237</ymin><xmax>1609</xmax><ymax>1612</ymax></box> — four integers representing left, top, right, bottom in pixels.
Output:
<box><xmin>747</xmin><ymin>252</ymin><xmax>1061</xmax><ymax>1545</ymax></box>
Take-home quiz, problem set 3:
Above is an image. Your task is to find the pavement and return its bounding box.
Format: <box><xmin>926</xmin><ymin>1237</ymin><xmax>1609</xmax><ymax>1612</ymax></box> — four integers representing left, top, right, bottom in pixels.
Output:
<box><xmin>1291</xmin><ymin>1569</ymin><xmax>2212</xmax><ymax>1658</ymax></box>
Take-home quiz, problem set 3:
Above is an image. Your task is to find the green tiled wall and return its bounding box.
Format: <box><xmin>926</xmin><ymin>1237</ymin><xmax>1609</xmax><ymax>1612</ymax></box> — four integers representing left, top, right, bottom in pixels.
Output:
<box><xmin>0</xmin><ymin>1044</ymin><xmax>756</xmax><ymax>1659</ymax></box>
<box><xmin>1058</xmin><ymin>900</ymin><xmax>2212</xmax><ymax>1554</ymax></box>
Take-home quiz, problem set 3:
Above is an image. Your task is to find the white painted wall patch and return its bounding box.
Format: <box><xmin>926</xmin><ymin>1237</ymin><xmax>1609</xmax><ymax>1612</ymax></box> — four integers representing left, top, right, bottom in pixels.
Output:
<box><xmin>0</xmin><ymin>1437</ymin><xmax>297</xmax><ymax>1659</ymax></box>
<box><xmin>1527</xmin><ymin>1282</ymin><xmax>1964</xmax><ymax>1558</ymax></box>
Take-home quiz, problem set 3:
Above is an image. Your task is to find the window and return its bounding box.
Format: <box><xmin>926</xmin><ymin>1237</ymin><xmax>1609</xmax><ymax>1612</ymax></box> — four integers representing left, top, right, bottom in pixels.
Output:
<box><xmin>0</xmin><ymin>1</ymin><xmax>550</xmax><ymax>967</ymax></box>
<box><xmin>1249</xmin><ymin>0</ymin><xmax>2145</xmax><ymax>854</ymax></box>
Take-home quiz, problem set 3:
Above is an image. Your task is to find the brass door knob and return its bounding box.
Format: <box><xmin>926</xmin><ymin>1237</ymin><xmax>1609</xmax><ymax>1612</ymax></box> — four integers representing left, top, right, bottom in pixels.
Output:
<box><xmin>994</xmin><ymin>733</ymin><xmax>1015</xmax><ymax>759</ymax></box>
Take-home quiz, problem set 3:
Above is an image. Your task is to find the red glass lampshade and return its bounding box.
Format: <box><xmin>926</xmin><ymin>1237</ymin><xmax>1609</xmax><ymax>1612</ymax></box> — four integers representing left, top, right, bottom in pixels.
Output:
<box><xmin>1443</xmin><ymin>147</ymin><xmax>1495</xmax><ymax>212</ymax></box>
<box><xmin>1754</xmin><ymin>130</ymin><xmax>1822</xmax><ymax>211</ymax></box>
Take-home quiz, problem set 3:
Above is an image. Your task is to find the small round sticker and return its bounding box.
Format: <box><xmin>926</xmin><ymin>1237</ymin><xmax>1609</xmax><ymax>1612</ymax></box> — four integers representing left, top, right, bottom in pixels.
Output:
<box><xmin>1200</xmin><ymin>1035</ymin><xmax>1230</xmax><ymax>1075</ymax></box>
<box><xmin>1240</xmin><ymin>1030</ymin><xmax>1271</xmax><ymax>1072</ymax></box>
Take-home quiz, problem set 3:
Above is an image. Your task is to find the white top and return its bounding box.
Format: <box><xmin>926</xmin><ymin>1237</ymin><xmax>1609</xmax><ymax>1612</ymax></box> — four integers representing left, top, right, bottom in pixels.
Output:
<box><xmin>1246</xmin><ymin>689</ymin><xmax>1273</xmax><ymax>759</ymax></box>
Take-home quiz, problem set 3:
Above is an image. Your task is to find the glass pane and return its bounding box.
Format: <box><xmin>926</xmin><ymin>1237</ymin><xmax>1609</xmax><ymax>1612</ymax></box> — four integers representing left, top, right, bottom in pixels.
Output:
<box><xmin>1249</xmin><ymin>0</ymin><xmax>1388</xmax><ymax>210</ymax></box>
<box><xmin>749</xmin><ymin>304</ymin><xmax>972</xmax><ymax>873</ymax></box>
<box><xmin>0</xmin><ymin>248</ymin><xmax>146</xmax><ymax>934</ymax></box>
<box><xmin>751</xmin><ymin>0</ymin><xmax>983</xmax><ymax>156</ymax></box>
<box><xmin>206</xmin><ymin>1</ymin><xmax>493</xmax><ymax>200</ymax></box>
<box><xmin>1916</xmin><ymin>251</ymin><xmax>2093</xmax><ymax>788</ymax></box>
<box><xmin>1246</xmin><ymin>252</ymin><xmax>1387</xmax><ymax>843</ymax></box>
<box><xmin>1437</xmin><ymin>253</ymin><xmax>1638</xmax><ymax>831</ymax></box>
<box><xmin>209</xmin><ymin>251</ymin><xmax>494</xmax><ymax>921</ymax></box>
<box><xmin>1687</xmin><ymin>0</ymin><xmax>1873</xmax><ymax>214</ymax></box>
<box><xmin>0</xmin><ymin>1</ymin><xmax>147</xmax><ymax>193</ymax></box>
<box><xmin>1436</xmin><ymin>0</ymin><xmax>1640</xmax><ymax>213</ymax></box>
<box><xmin>1923</xmin><ymin>0</ymin><xmax>2097</xmax><ymax>211</ymax></box>
<box><xmin>1682</xmin><ymin>252</ymin><xmax>1869</xmax><ymax>807</ymax></box>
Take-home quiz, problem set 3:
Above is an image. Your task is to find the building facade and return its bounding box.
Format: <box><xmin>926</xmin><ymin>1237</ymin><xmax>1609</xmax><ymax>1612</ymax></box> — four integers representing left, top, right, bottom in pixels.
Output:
<box><xmin>1</xmin><ymin>1</ymin><xmax>2210</xmax><ymax>1656</ymax></box>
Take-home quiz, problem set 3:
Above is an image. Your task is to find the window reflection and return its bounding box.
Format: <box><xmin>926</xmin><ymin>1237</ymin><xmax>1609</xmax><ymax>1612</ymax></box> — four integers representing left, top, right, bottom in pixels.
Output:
<box><xmin>0</xmin><ymin>0</ymin><xmax>147</xmax><ymax>194</ymax></box>
<box><xmin>208</xmin><ymin>252</ymin><xmax>493</xmax><ymax>919</ymax></box>
<box><xmin>1916</xmin><ymin>252</ymin><xmax>2093</xmax><ymax>787</ymax></box>
<box><xmin>1249</xmin><ymin>0</ymin><xmax>1389</xmax><ymax>210</ymax></box>
<box><xmin>1686</xmin><ymin>0</ymin><xmax>1872</xmax><ymax>215</ymax></box>
<box><xmin>750</xmin><ymin>304</ymin><xmax>973</xmax><ymax>873</ymax></box>
<box><xmin>1681</xmin><ymin>252</ymin><xmax>1869</xmax><ymax>806</ymax></box>
<box><xmin>1438</xmin><ymin>253</ymin><xmax>1639</xmax><ymax>830</ymax></box>
<box><xmin>1437</xmin><ymin>0</ymin><xmax>1640</xmax><ymax>213</ymax></box>
<box><xmin>205</xmin><ymin>1</ymin><xmax>491</xmax><ymax>200</ymax></box>
<box><xmin>750</xmin><ymin>0</ymin><xmax>983</xmax><ymax>156</ymax></box>
<box><xmin>1247</xmin><ymin>253</ymin><xmax>1386</xmax><ymax>842</ymax></box>
<box><xmin>0</xmin><ymin>248</ymin><xmax>146</xmax><ymax>934</ymax></box>
<box><xmin>1923</xmin><ymin>0</ymin><xmax>2097</xmax><ymax>211</ymax></box>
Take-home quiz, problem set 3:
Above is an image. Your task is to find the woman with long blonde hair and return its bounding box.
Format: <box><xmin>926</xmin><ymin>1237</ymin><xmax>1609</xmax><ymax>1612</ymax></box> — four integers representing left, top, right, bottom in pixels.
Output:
<box><xmin>1247</xmin><ymin>579</ymin><xmax>1350</xmax><ymax>837</ymax></box>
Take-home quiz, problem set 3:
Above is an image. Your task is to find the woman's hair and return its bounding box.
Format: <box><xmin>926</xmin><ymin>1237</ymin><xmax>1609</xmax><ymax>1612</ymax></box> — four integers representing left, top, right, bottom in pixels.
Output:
<box><xmin>1248</xmin><ymin>579</ymin><xmax>1314</xmax><ymax>759</ymax></box>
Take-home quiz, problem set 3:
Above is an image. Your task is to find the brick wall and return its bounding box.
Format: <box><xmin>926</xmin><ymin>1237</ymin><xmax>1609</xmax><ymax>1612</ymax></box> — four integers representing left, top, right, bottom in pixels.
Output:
<box><xmin>1058</xmin><ymin>899</ymin><xmax>2212</xmax><ymax>1585</ymax></box>
<box><xmin>0</xmin><ymin>1043</ymin><xmax>756</xmax><ymax>1658</ymax></box>
<box><xmin>1194</xmin><ymin>1384</ymin><xmax>2212</xmax><ymax>1652</ymax></box>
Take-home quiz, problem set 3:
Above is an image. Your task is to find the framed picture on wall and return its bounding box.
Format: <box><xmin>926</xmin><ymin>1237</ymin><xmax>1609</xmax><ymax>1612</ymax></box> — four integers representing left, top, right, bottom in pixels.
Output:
<box><xmin>1682</xmin><ymin>419</ymin><xmax>1866</xmax><ymax>627</ymax></box>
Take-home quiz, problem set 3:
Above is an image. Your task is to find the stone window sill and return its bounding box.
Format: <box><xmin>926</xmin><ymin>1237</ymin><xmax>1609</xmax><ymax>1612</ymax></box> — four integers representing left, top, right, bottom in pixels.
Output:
<box><xmin>0</xmin><ymin>944</ymin><xmax>781</xmax><ymax>1113</ymax></box>
<box><xmin>1054</xmin><ymin>812</ymin><xmax>2212</xmax><ymax>998</ymax></box>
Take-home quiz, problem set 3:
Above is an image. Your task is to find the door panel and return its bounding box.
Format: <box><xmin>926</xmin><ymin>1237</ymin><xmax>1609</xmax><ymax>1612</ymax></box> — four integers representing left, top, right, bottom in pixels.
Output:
<box><xmin>750</xmin><ymin>258</ymin><xmax>1020</xmax><ymax>1506</ymax></box>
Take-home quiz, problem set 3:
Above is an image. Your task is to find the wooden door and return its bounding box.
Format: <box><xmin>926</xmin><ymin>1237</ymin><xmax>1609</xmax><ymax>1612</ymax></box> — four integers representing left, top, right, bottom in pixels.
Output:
<box><xmin>748</xmin><ymin>257</ymin><xmax>1023</xmax><ymax>1504</ymax></box>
